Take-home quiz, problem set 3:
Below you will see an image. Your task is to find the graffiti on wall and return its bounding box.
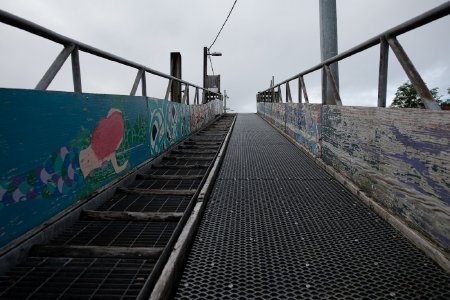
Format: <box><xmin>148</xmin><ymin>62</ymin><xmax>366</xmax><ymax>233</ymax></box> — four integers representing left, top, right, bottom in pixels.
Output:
<box><xmin>0</xmin><ymin>89</ymin><xmax>222</xmax><ymax>248</ymax></box>
<box><xmin>257</xmin><ymin>102</ymin><xmax>321</xmax><ymax>157</ymax></box>
<box><xmin>285</xmin><ymin>103</ymin><xmax>321</xmax><ymax>156</ymax></box>
<box><xmin>190</xmin><ymin>100</ymin><xmax>223</xmax><ymax>132</ymax></box>
<box><xmin>258</xmin><ymin>101</ymin><xmax>450</xmax><ymax>252</ymax></box>
<box><xmin>321</xmin><ymin>106</ymin><xmax>450</xmax><ymax>251</ymax></box>
<box><xmin>148</xmin><ymin>99</ymin><xmax>190</xmax><ymax>156</ymax></box>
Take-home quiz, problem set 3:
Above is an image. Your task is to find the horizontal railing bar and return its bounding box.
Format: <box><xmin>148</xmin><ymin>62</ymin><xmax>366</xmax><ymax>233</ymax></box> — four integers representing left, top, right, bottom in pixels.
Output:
<box><xmin>0</xmin><ymin>9</ymin><xmax>222</xmax><ymax>97</ymax></box>
<box><xmin>259</xmin><ymin>1</ymin><xmax>450</xmax><ymax>93</ymax></box>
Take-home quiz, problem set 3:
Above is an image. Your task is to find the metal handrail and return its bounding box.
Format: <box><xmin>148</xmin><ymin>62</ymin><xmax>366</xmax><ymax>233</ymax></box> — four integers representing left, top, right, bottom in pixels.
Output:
<box><xmin>0</xmin><ymin>9</ymin><xmax>223</xmax><ymax>102</ymax></box>
<box><xmin>258</xmin><ymin>1</ymin><xmax>450</xmax><ymax>110</ymax></box>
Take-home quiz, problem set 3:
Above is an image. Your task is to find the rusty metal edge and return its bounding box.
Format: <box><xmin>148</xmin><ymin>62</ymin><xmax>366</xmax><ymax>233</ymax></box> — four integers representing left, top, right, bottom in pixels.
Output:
<box><xmin>149</xmin><ymin>114</ymin><xmax>237</xmax><ymax>300</ymax></box>
<box><xmin>257</xmin><ymin>112</ymin><xmax>450</xmax><ymax>274</ymax></box>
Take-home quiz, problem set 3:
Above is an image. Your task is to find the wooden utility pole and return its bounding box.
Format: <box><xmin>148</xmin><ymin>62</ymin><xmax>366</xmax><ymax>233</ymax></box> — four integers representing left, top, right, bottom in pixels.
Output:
<box><xmin>170</xmin><ymin>52</ymin><xmax>182</xmax><ymax>103</ymax></box>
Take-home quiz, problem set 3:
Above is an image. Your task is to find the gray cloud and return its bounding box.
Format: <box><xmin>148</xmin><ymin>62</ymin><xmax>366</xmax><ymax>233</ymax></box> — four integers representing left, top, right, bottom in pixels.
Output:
<box><xmin>0</xmin><ymin>0</ymin><xmax>448</xmax><ymax>112</ymax></box>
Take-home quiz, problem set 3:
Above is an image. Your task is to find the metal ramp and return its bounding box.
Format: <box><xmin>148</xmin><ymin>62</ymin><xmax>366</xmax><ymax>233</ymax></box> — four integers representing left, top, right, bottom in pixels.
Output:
<box><xmin>0</xmin><ymin>115</ymin><xmax>236</xmax><ymax>300</ymax></box>
<box><xmin>174</xmin><ymin>114</ymin><xmax>450</xmax><ymax>300</ymax></box>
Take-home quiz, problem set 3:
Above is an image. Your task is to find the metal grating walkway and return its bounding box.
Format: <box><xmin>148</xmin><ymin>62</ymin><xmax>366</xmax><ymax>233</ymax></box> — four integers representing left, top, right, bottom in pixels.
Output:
<box><xmin>174</xmin><ymin>114</ymin><xmax>450</xmax><ymax>300</ymax></box>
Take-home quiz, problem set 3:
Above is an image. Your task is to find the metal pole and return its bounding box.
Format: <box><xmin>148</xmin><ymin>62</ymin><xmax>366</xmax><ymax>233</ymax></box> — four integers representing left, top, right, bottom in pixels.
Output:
<box><xmin>224</xmin><ymin>90</ymin><xmax>227</xmax><ymax>113</ymax></box>
<box><xmin>319</xmin><ymin>0</ymin><xmax>339</xmax><ymax>105</ymax></box>
<box><xmin>203</xmin><ymin>47</ymin><xmax>208</xmax><ymax>89</ymax></box>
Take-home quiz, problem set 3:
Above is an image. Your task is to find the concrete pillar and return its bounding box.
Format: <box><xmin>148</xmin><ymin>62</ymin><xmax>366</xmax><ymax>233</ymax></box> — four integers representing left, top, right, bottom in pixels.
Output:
<box><xmin>320</xmin><ymin>0</ymin><xmax>339</xmax><ymax>105</ymax></box>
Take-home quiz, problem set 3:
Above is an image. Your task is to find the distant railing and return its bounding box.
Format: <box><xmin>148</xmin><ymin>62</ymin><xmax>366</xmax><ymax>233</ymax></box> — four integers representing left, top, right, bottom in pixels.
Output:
<box><xmin>257</xmin><ymin>2</ymin><xmax>450</xmax><ymax>110</ymax></box>
<box><xmin>0</xmin><ymin>9</ymin><xmax>223</xmax><ymax>104</ymax></box>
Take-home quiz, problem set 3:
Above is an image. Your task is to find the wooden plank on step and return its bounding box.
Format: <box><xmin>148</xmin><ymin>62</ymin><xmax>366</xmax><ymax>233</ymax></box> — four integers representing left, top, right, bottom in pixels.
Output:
<box><xmin>171</xmin><ymin>150</ymin><xmax>217</xmax><ymax>155</ymax></box>
<box><xmin>152</xmin><ymin>164</ymin><xmax>208</xmax><ymax>169</ymax></box>
<box><xmin>137</xmin><ymin>174</ymin><xmax>204</xmax><ymax>180</ymax></box>
<box><xmin>163</xmin><ymin>156</ymin><xmax>213</xmax><ymax>161</ymax></box>
<box><xmin>117</xmin><ymin>187</ymin><xmax>196</xmax><ymax>196</ymax></box>
<box><xmin>30</xmin><ymin>245</ymin><xmax>163</xmax><ymax>259</ymax></box>
<box><xmin>81</xmin><ymin>210</ymin><xmax>183</xmax><ymax>222</ymax></box>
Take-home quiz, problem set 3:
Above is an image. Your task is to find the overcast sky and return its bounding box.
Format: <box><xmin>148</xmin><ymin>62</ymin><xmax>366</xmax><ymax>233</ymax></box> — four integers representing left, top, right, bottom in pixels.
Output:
<box><xmin>0</xmin><ymin>0</ymin><xmax>449</xmax><ymax>112</ymax></box>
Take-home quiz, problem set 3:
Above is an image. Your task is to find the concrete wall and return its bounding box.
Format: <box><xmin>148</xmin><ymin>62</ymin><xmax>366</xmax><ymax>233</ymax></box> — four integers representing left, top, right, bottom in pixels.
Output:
<box><xmin>257</xmin><ymin>102</ymin><xmax>450</xmax><ymax>253</ymax></box>
<box><xmin>0</xmin><ymin>88</ymin><xmax>223</xmax><ymax>249</ymax></box>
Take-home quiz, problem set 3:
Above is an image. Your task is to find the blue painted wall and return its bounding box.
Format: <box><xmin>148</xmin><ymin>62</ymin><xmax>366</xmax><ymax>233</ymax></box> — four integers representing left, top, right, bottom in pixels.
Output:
<box><xmin>0</xmin><ymin>88</ymin><xmax>222</xmax><ymax>248</ymax></box>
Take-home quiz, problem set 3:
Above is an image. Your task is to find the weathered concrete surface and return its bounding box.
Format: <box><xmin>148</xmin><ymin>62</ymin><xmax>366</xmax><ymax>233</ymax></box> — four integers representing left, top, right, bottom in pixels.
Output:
<box><xmin>322</xmin><ymin>106</ymin><xmax>450</xmax><ymax>252</ymax></box>
<box><xmin>257</xmin><ymin>103</ymin><xmax>450</xmax><ymax>253</ymax></box>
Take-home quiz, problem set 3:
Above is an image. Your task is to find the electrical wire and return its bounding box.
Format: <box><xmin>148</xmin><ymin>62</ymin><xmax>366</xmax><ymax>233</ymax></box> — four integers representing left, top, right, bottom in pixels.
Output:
<box><xmin>208</xmin><ymin>0</ymin><xmax>238</xmax><ymax>50</ymax></box>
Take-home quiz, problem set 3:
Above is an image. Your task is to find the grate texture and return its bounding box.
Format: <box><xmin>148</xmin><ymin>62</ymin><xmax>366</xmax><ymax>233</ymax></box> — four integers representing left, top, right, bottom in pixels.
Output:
<box><xmin>175</xmin><ymin>114</ymin><xmax>450</xmax><ymax>300</ymax></box>
<box><xmin>97</xmin><ymin>194</ymin><xmax>191</xmax><ymax>213</ymax></box>
<box><xmin>0</xmin><ymin>257</ymin><xmax>154</xmax><ymax>300</ymax></box>
<box><xmin>48</xmin><ymin>221</ymin><xmax>177</xmax><ymax>248</ymax></box>
<box><xmin>128</xmin><ymin>179</ymin><xmax>201</xmax><ymax>190</ymax></box>
<box><xmin>145</xmin><ymin>168</ymin><xmax>206</xmax><ymax>176</ymax></box>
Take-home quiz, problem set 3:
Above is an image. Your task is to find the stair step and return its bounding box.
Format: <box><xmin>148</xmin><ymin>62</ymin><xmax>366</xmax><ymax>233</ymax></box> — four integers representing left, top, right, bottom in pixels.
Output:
<box><xmin>137</xmin><ymin>174</ymin><xmax>204</xmax><ymax>180</ymax></box>
<box><xmin>163</xmin><ymin>156</ymin><xmax>213</xmax><ymax>161</ymax></box>
<box><xmin>152</xmin><ymin>164</ymin><xmax>209</xmax><ymax>169</ymax></box>
<box><xmin>81</xmin><ymin>210</ymin><xmax>183</xmax><ymax>222</ymax></box>
<box><xmin>171</xmin><ymin>150</ymin><xmax>217</xmax><ymax>155</ymax></box>
<box><xmin>117</xmin><ymin>187</ymin><xmax>197</xmax><ymax>196</ymax></box>
<box><xmin>30</xmin><ymin>245</ymin><xmax>164</xmax><ymax>259</ymax></box>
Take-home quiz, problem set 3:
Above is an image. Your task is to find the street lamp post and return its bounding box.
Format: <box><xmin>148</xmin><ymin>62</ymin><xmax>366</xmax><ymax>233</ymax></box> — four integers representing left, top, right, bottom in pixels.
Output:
<box><xmin>203</xmin><ymin>46</ymin><xmax>222</xmax><ymax>89</ymax></box>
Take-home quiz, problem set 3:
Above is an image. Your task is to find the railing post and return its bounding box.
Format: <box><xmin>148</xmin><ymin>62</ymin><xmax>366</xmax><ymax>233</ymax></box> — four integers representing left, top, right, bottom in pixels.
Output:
<box><xmin>130</xmin><ymin>69</ymin><xmax>144</xmax><ymax>96</ymax></box>
<box><xmin>202</xmin><ymin>90</ymin><xmax>207</xmax><ymax>104</ymax></box>
<box><xmin>299</xmin><ymin>76</ymin><xmax>309</xmax><ymax>103</ymax></box>
<box><xmin>71</xmin><ymin>46</ymin><xmax>82</xmax><ymax>93</ymax></box>
<box><xmin>165</xmin><ymin>79</ymin><xmax>172</xmax><ymax>100</ymax></box>
<box><xmin>286</xmin><ymin>82</ymin><xmax>292</xmax><ymax>103</ymax></box>
<box><xmin>141</xmin><ymin>71</ymin><xmax>147</xmax><ymax>97</ymax></box>
<box><xmin>183</xmin><ymin>84</ymin><xmax>190</xmax><ymax>105</ymax></box>
<box><xmin>377</xmin><ymin>38</ymin><xmax>389</xmax><ymax>107</ymax></box>
<box><xmin>194</xmin><ymin>88</ymin><xmax>199</xmax><ymax>104</ymax></box>
<box><xmin>36</xmin><ymin>44</ymin><xmax>75</xmax><ymax>90</ymax></box>
<box><xmin>298</xmin><ymin>77</ymin><xmax>303</xmax><ymax>103</ymax></box>
<box><xmin>388</xmin><ymin>37</ymin><xmax>441</xmax><ymax>110</ymax></box>
<box><xmin>277</xmin><ymin>86</ymin><xmax>283</xmax><ymax>103</ymax></box>
<box><xmin>324</xmin><ymin>65</ymin><xmax>342</xmax><ymax>105</ymax></box>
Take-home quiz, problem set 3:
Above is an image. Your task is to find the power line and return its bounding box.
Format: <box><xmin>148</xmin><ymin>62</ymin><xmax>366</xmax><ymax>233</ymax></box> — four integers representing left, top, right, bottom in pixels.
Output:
<box><xmin>208</xmin><ymin>0</ymin><xmax>238</xmax><ymax>50</ymax></box>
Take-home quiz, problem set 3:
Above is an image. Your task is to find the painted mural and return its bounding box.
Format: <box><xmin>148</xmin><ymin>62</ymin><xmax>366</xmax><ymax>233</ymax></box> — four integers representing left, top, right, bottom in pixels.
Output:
<box><xmin>257</xmin><ymin>102</ymin><xmax>450</xmax><ymax>252</ymax></box>
<box><xmin>0</xmin><ymin>89</ymin><xmax>222</xmax><ymax>248</ymax></box>
<box><xmin>285</xmin><ymin>103</ymin><xmax>322</xmax><ymax>157</ymax></box>
<box><xmin>257</xmin><ymin>102</ymin><xmax>322</xmax><ymax>157</ymax></box>
<box><xmin>148</xmin><ymin>98</ymin><xmax>190</xmax><ymax>156</ymax></box>
<box><xmin>190</xmin><ymin>100</ymin><xmax>223</xmax><ymax>132</ymax></box>
<box><xmin>321</xmin><ymin>106</ymin><xmax>450</xmax><ymax>251</ymax></box>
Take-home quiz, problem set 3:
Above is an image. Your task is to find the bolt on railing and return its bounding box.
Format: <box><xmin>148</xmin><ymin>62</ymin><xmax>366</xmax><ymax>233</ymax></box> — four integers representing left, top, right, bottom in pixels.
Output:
<box><xmin>257</xmin><ymin>1</ymin><xmax>450</xmax><ymax>110</ymax></box>
<box><xmin>0</xmin><ymin>9</ymin><xmax>223</xmax><ymax>104</ymax></box>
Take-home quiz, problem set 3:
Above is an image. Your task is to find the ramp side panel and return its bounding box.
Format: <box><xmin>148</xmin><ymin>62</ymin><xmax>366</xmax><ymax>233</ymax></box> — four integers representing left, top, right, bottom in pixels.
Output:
<box><xmin>0</xmin><ymin>88</ymin><xmax>222</xmax><ymax>248</ymax></box>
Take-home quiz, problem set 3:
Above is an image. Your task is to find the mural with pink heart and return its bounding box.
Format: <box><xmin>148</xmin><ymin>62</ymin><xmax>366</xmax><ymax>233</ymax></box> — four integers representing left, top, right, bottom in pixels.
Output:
<box><xmin>0</xmin><ymin>88</ymin><xmax>222</xmax><ymax>248</ymax></box>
